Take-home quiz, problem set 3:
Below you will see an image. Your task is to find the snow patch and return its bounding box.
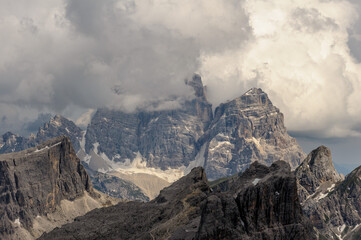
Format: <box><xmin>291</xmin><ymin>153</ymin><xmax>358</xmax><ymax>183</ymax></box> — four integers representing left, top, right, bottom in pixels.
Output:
<box><xmin>80</xmin><ymin>131</ymin><xmax>86</xmax><ymax>151</ymax></box>
<box><xmin>112</xmin><ymin>152</ymin><xmax>184</xmax><ymax>183</ymax></box>
<box><xmin>184</xmin><ymin>144</ymin><xmax>207</xmax><ymax>175</ymax></box>
<box><xmin>252</xmin><ymin>178</ymin><xmax>261</xmax><ymax>185</ymax></box>
<box><xmin>65</xmin><ymin>127</ymin><xmax>70</xmax><ymax>133</ymax></box>
<box><xmin>14</xmin><ymin>218</ymin><xmax>21</xmax><ymax>226</ymax></box>
<box><xmin>93</xmin><ymin>142</ymin><xmax>100</xmax><ymax>155</ymax></box>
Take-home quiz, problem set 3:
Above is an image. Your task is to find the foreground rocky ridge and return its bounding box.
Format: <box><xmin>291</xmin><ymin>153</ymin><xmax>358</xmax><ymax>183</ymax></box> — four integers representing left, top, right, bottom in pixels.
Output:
<box><xmin>0</xmin><ymin>136</ymin><xmax>115</xmax><ymax>240</ymax></box>
<box><xmin>296</xmin><ymin>146</ymin><xmax>361</xmax><ymax>240</ymax></box>
<box><xmin>39</xmin><ymin>161</ymin><xmax>315</xmax><ymax>240</ymax></box>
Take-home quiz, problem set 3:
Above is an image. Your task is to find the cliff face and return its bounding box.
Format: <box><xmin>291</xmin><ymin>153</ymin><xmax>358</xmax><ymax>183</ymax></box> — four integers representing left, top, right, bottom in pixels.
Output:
<box><xmin>82</xmin><ymin>77</ymin><xmax>305</xmax><ymax>183</ymax></box>
<box><xmin>84</xmin><ymin>74</ymin><xmax>213</xmax><ymax>170</ymax></box>
<box><xmin>296</xmin><ymin>146</ymin><xmax>361</xmax><ymax>240</ymax></box>
<box><xmin>0</xmin><ymin>136</ymin><xmax>113</xmax><ymax>240</ymax></box>
<box><xmin>39</xmin><ymin>161</ymin><xmax>315</xmax><ymax>240</ymax></box>
<box><xmin>200</xmin><ymin>88</ymin><xmax>305</xmax><ymax>179</ymax></box>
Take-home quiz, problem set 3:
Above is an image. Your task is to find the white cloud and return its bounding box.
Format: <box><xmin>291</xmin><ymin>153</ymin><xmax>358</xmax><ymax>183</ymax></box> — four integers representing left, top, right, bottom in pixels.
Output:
<box><xmin>0</xmin><ymin>0</ymin><xmax>361</xmax><ymax>138</ymax></box>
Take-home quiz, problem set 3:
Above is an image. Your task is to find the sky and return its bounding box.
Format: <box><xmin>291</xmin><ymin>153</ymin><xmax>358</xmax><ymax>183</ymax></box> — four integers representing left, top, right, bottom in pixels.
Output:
<box><xmin>1</xmin><ymin>0</ymin><xmax>361</xmax><ymax>167</ymax></box>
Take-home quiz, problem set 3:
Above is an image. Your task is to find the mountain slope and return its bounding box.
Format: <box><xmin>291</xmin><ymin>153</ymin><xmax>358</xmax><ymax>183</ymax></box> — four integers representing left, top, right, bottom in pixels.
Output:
<box><xmin>0</xmin><ymin>136</ymin><xmax>115</xmax><ymax>240</ymax></box>
<box><xmin>81</xmin><ymin>76</ymin><xmax>305</xmax><ymax>186</ymax></box>
<box><xmin>296</xmin><ymin>146</ymin><xmax>361</xmax><ymax>240</ymax></box>
<box><xmin>199</xmin><ymin>88</ymin><xmax>305</xmax><ymax>179</ymax></box>
<box><xmin>39</xmin><ymin>161</ymin><xmax>315</xmax><ymax>240</ymax></box>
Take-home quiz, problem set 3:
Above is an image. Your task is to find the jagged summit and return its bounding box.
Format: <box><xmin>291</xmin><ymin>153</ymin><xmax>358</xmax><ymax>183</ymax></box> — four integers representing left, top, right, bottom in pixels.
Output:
<box><xmin>298</xmin><ymin>147</ymin><xmax>361</xmax><ymax>239</ymax></box>
<box><xmin>37</xmin><ymin>115</ymin><xmax>83</xmax><ymax>152</ymax></box>
<box><xmin>200</xmin><ymin>87</ymin><xmax>305</xmax><ymax>179</ymax></box>
<box><xmin>239</xmin><ymin>87</ymin><xmax>273</xmax><ymax>107</ymax></box>
<box><xmin>185</xmin><ymin>74</ymin><xmax>206</xmax><ymax>99</ymax></box>
<box><xmin>296</xmin><ymin>145</ymin><xmax>343</xmax><ymax>196</ymax></box>
<box><xmin>39</xmin><ymin>162</ymin><xmax>315</xmax><ymax>240</ymax></box>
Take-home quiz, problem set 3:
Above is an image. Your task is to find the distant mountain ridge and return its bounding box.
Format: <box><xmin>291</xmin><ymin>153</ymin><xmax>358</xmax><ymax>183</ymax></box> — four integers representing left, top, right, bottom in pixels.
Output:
<box><xmin>0</xmin><ymin>74</ymin><xmax>305</xmax><ymax>199</ymax></box>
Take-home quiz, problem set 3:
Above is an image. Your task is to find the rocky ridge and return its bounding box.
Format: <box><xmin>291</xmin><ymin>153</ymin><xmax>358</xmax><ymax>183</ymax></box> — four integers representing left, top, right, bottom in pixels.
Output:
<box><xmin>82</xmin><ymin>75</ymin><xmax>305</xmax><ymax>186</ymax></box>
<box><xmin>0</xmin><ymin>75</ymin><xmax>305</xmax><ymax>199</ymax></box>
<box><xmin>39</xmin><ymin>161</ymin><xmax>315</xmax><ymax>240</ymax></box>
<box><xmin>0</xmin><ymin>116</ymin><xmax>149</xmax><ymax>202</ymax></box>
<box><xmin>296</xmin><ymin>146</ymin><xmax>361</xmax><ymax>240</ymax></box>
<box><xmin>0</xmin><ymin>136</ymin><xmax>115</xmax><ymax>240</ymax></box>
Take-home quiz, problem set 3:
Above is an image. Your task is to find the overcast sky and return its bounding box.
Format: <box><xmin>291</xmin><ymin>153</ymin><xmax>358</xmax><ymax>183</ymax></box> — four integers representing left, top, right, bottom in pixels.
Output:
<box><xmin>1</xmin><ymin>0</ymin><xmax>361</xmax><ymax>166</ymax></box>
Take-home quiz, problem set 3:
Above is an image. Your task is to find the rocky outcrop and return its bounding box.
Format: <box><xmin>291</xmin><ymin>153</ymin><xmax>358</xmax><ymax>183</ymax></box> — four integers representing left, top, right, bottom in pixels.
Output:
<box><xmin>36</xmin><ymin>115</ymin><xmax>83</xmax><ymax>152</ymax></box>
<box><xmin>295</xmin><ymin>146</ymin><xmax>361</xmax><ymax>239</ymax></box>
<box><xmin>0</xmin><ymin>115</ymin><xmax>83</xmax><ymax>154</ymax></box>
<box><xmin>82</xmin><ymin>77</ymin><xmax>305</xmax><ymax>181</ymax></box>
<box><xmin>0</xmin><ymin>132</ymin><xmax>36</xmax><ymax>154</ymax></box>
<box><xmin>91</xmin><ymin>172</ymin><xmax>149</xmax><ymax>201</ymax></box>
<box><xmin>39</xmin><ymin>161</ymin><xmax>315</xmax><ymax>240</ymax></box>
<box><xmin>0</xmin><ymin>136</ymin><xmax>115</xmax><ymax>240</ymax></box>
<box><xmin>295</xmin><ymin>146</ymin><xmax>343</xmax><ymax>202</ymax></box>
<box><xmin>199</xmin><ymin>88</ymin><xmax>305</xmax><ymax>179</ymax></box>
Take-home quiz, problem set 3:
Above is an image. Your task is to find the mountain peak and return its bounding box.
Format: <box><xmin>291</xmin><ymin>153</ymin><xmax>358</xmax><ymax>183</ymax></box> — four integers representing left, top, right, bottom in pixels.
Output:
<box><xmin>185</xmin><ymin>74</ymin><xmax>207</xmax><ymax>99</ymax></box>
<box><xmin>243</xmin><ymin>87</ymin><xmax>265</xmax><ymax>95</ymax></box>
<box><xmin>238</xmin><ymin>87</ymin><xmax>272</xmax><ymax>107</ymax></box>
<box><xmin>296</xmin><ymin>145</ymin><xmax>343</xmax><ymax>195</ymax></box>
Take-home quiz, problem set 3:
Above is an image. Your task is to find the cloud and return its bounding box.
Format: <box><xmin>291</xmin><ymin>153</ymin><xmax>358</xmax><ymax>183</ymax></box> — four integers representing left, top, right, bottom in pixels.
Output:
<box><xmin>200</xmin><ymin>0</ymin><xmax>361</xmax><ymax>138</ymax></box>
<box><xmin>0</xmin><ymin>0</ymin><xmax>361</xmax><ymax>138</ymax></box>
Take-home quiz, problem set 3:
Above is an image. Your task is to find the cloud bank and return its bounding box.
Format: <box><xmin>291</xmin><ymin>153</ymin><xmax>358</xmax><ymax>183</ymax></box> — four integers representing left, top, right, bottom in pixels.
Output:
<box><xmin>0</xmin><ymin>0</ymin><xmax>361</xmax><ymax>138</ymax></box>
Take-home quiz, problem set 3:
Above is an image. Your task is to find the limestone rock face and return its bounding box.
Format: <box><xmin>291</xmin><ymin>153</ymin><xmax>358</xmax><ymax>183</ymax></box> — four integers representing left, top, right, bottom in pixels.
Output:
<box><xmin>200</xmin><ymin>88</ymin><xmax>305</xmax><ymax>179</ymax></box>
<box><xmin>0</xmin><ymin>132</ymin><xmax>36</xmax><ymax>154</ymax></box>
<box><xmin>36</xmin><ymin>115</ymin><xmax>83</xmax><ymax>152</ymax></box>
<box><xmin>82</xmin><ymin>78</ymin><xmax>305</xmax><ymax>181</ymax></box>
<box><xmin>39</xmin><ymin>162</ymin><xmax>315</xmax><ymax>240</ymax></box>
<box><xmin>0</xmin><ymin>76</ymin><xmax>306</xmax><ymax>199</ymax></box>
<box><xmin>295</xmin><ymin>146</ymin><xmax>361</xmax><ymax>239</ymax></box>
<box><xmin>84</xmin><ymin>74</ymin><xmax>213</xmax><ymax>170</ymax></box>
<box><xmin>0</xmin><ymin>136</ymin><xmax>112</xmax><ymax>240</ymax></box>
<box><xmin>295</xmin><ymin>146</ymin><xmax>343</xmax><ymax>202</ymax></box>
<box><xmin>0</xmin><ymin>115</ymin><xmax>83</xmax><ymax>155</ymax></box>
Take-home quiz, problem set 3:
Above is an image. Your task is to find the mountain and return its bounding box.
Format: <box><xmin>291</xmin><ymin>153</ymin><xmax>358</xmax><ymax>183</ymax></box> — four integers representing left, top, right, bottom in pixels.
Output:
<box><xmin>84</xmin><ymin>74</ymin><xmax>213</xmax><ymax>170</ymax></box>
<box><xmin>79</xmin><ymin>75</ymin><xmax>305</xmax><ymax>198</ymax></box>
<box><xmin>90</xmin><ymin>172</ymin><xmax>149</xmax><ymax>201</ymax></box>
<box><xmin>0</xmin><ymin>136</ymin><xmax>116</xmax><ymax>240</ymax></box>
<box><xmin>39</xmin><ymin>161</ymin><xmax>315</xmax><ymax>240</ymax></box>
<box><xmin>296</xmin><ymin>146</ymin><xmax>361</xmax><ymax>239</ymax></box>
<box><xmin>295</xmin><ymin>146</ymin><xmax>343</xmax><ymax>202</ymax></box>
<box><xmin>0</xmin><ymin>116</ymin><xmax>150</xmax><ymax>202</ymax></box>
<box><xmin>198</xmin><ymin>88</ymin><xmax>305</xmax><ymax>179</ymax></box>
<box><xmin>0</xmin><ymin>75</ymin><xmax>305</xmax><ymax>200</ymax></box>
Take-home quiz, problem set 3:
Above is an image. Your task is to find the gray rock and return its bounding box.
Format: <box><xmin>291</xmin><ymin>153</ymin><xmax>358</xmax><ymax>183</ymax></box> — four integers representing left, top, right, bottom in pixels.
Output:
<box><xmin>199</xmin><ymin>88</ymin><xmax>305</xmax><ymax>179</ymax></box>
<box><xmin>39</xmin><ymin>162</ymin><xmax>315</xmax><ymax>240</ymax></box>
<box><xmin>0</xmin><ymin>136</ymin><xmax>95</xmax><ymax>239</ymax></box>
<box><xmin>85</xmin><ymin>74</ymin><xmax>213</xmax><ymax>169</ymax></box>
<box><xmin>83</xmin><ymin>78</ymin><xmax>305</xmax><ymax>181</ymax></box>
<box><xmin>296</xmin><ymin>146</ymin><xmax>361</xmax><ymax>239</ymax></box>
<box><xmin>91</xmin><ymin>172</ymin><xmax>149</xmax><ymax>201</ymax></box>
